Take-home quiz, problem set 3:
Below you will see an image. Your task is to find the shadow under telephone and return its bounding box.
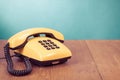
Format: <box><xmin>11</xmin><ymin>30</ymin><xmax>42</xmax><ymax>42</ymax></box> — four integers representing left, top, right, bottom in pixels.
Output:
<box><xmin>4</xmin><ymin>28</ymin><xmax>72</xmax><ymax>76</ymax></box>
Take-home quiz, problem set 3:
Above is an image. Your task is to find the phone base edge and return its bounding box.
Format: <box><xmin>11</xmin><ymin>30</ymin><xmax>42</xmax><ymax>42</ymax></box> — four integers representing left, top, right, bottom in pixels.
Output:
<box><xmin>30</xmin><ymin>56</ymin><xmax>71</xmax><ymax>66</ymax></box>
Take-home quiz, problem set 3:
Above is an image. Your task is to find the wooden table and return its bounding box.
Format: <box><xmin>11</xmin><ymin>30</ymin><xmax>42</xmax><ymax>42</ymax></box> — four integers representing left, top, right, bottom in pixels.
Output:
<box><xmin>0</xmin><ymin>40</ymin><xmax>120</xmax><ymax>80</ymax></box>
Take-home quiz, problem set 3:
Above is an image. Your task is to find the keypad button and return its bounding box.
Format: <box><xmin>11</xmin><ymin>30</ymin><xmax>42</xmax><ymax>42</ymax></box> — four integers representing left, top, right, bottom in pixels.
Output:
<box><xmin>51</xmin><ymin>47</ymin><xmax>55</xmax><ymax>49</ymax></box>
<box><xmin>56</xmin><ymin>46</ymin><xmax>60</xmax><ymax>49</ymax></box>
<box><xmin>47</xmin><ymin>39</ymin><xmax>51</xmax><ymax>42</ymax></box>
<box><xmin>48</xmin><ymin>45</ymin><xmax>52</xmax><ymax>47</ymax></box>
<box><xmin>53</xmin><ymin>44</ymin><xmax>57</xmax><ymax>46</ymax></box>
<box><xmin>46</xmin><ymin>42</ymin><xmax>49</xmax><ymax>44</ymax></box>
<box><xmin>41</xmin><ymin>43</ymin><xmax>45</xmax><ymax>45</ymax></box>
<box><xmin>50</xmin><ymin>42</ymin><xmax>54</xmax><ymax>44</ymax></box>
<box><xmin>43</xmin><ymin>45</ymin><xmax>48</xmax><ymax>47</ymax></box>
<box><xmin>46</xmin><ymin>47</ymin><xmax>51</xmax><ymax>50</ymax></box>
<box><xmin>38</xmin><ymin>41</ymin><xmax>42</xmax><ymax>43</ymax></box>
<box><xmin>43</xmin><ymin>40</ymin><xmax>47</xmax><ymax>42</ymax></box>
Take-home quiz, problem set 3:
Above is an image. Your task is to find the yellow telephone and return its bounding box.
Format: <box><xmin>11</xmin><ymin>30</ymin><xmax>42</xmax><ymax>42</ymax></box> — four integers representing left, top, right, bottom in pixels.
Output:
<box><xmin>4</xmin><ymin>28</ymin><xmax>72</xmax><ymax>76</ymax></box>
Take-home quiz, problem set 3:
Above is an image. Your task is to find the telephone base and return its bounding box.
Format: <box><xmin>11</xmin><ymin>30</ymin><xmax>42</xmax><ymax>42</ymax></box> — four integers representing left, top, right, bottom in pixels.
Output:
<box><xmin>15</xmin><ymin>52</ymin><xmax>71</xmax><ymax>66</ymax></box>
<box><xmin>30</xmin><ymin>57</ymin><xmax>71</xmax><ymax>66</ymax></box>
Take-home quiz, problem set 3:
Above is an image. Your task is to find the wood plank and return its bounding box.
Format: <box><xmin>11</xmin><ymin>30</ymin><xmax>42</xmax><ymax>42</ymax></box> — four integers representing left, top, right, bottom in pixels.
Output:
<box><xmin>0</xmin><ymin>40</ymin><xmax>101</xmax><ymax>80</ymax></box>
<box><xmin>86</xmin><ymin>40</ymin><xmax>120</xmax><ymax>80</ymax></box>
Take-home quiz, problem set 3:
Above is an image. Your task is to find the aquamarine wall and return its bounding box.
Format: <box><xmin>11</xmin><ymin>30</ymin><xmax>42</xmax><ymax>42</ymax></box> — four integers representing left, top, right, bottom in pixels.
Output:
<box><xmin>0</xmin><ymin>0</ymin><xmax>120</xmax><ymax>39</ymax></box>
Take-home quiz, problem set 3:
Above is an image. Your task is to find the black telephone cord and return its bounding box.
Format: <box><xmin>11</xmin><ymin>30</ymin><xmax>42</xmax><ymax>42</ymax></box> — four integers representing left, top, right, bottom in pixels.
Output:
<box><xmin>4</xmin><ymin>43</ymin><xmax>32</xmax><ymax>76</ymax></box>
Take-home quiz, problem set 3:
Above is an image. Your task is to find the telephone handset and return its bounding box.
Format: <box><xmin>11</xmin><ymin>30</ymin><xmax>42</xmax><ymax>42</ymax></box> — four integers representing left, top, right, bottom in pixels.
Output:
<box><xmin>4</xmin><ymin>28</ymin><xmax>72</xmax><ymax>76</ymax></box>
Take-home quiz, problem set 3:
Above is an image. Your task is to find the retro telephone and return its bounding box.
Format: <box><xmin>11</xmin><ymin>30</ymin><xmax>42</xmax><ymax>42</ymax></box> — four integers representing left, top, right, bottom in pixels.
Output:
<box><xmin>4</xmin><ymin>28</ymin><xmax>72</xmax><ymax>76</ymax></box>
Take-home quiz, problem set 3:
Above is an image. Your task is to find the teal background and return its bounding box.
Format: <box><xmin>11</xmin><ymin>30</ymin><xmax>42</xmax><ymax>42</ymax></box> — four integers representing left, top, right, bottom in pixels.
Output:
<box><xmin>0</xmin><ymin>0</ymin><xmax>120</xmax><ymax>39</ymax></box>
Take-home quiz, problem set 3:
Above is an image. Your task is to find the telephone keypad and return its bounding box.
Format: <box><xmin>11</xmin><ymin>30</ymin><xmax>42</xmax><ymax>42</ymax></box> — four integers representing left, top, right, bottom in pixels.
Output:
<box><xmin>39</xmin><ymin>39</ymin><xmax>60</xmax><ymax>50</ymax></box>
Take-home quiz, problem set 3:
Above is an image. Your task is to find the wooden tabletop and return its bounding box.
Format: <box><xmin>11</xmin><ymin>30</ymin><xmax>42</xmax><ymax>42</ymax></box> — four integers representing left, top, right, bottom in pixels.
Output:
<box><xmin>0</xmin><ymin>40</ymin><xmax>120</xmax><ymax>80</ymax></box>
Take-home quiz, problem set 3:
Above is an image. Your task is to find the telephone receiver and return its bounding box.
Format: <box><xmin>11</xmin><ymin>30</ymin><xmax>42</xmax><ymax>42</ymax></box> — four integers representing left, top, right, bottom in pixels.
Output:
<box><xmin>4</xmin><ymin>28</ymin><xmax>72</xmax><ymax>76</ymax></box>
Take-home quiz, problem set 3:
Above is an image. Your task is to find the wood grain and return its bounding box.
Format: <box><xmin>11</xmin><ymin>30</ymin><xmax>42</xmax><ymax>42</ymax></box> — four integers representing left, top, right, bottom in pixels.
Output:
<box><xmin>86</xmin><ymin>40</ymin><xmax>120</xmax><ymax>80</ymax></box>
<box><xmin>1</xmin><ymin>40</ymin><xmax>120</xmax><ymax>80</ymax></box>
